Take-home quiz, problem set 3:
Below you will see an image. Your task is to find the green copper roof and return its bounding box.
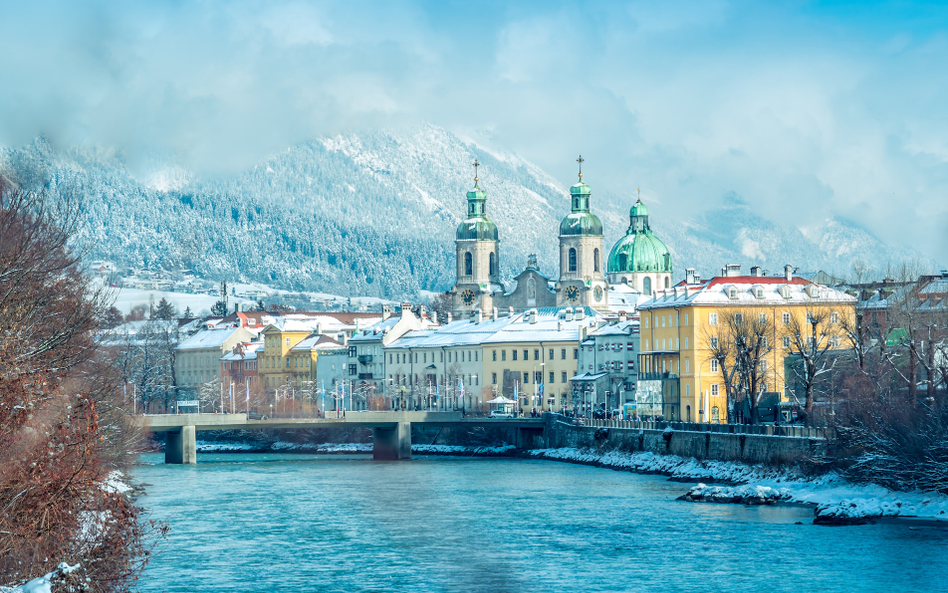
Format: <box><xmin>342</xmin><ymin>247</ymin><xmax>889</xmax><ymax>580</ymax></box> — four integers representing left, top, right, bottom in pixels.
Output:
<box><xmin>560</xmin><ymin>212</ymin><xmax>603</xmax><ymax>236</ymax></box>
<box><xmin>559</xmin><ymin>176</ymin><xmax>601</xmax><ymax>236</ymax></box>
<box><xmin>457</xmin><ymin>217</ymin><xmax>498</xmax><ymax>241</ymax></box>
<box><xmin>607</xmin><ymin>197</ymin><xmax>671</xmax><ymax>273</ymax></box>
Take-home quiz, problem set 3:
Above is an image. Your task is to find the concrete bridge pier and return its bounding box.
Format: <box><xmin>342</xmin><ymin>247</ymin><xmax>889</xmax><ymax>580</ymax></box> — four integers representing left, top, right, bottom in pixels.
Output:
<box><xmin>373</xmin><ymin>422</ymin><xmax>412</xmax><ymax>460</ymax></box>
<box><xmin>165</xmin><ymin>426</ymin><xmax>197</xmax><ymax>465</ymax></box>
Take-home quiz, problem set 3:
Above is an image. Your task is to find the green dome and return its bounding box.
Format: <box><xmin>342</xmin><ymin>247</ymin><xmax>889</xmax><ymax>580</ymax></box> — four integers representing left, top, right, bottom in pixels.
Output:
<box><xmin>607</xmin><ymin>232</ymin><xmax>672</xmax><ymax>273</ymax></box>
<box><xmin>630</xmin><ymin>199</ymin><xmax>648</xmax><ymax>217</ymax></box>
<box><xmin>559</xmin><ymin>176</ymin><xmax>601</xmax><ymax>236</ymax></box>
<box><xmin>560</xmin><ymin>212</ymin><xmax>603</xmax><ymax>236</ymax></box>
<box><xmin>456</xmin><ymin>182</ymin><xmax>498</xmax><ymax>241</ymax></box>
<box><xmin>607</xmin><ymin>197</ymin><xmax>672</xmax><ymax>273</ymax></box>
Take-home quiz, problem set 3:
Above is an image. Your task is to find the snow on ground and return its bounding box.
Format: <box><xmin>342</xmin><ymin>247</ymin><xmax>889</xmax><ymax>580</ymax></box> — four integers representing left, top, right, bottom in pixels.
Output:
<box><xmin>109</xmin><ymin>287</ymin><xmax>256</xmax><ymax>315</ymax></box>
<box><xmin>193</xmin><ymin>441</ymin><xmax>515</xmax><ymax>455</ymax></box>
<box><xmin>3</xmin><ymin>563</ymin><xmax>80</xmax><ymax>593</ymax></box>
<box><xmin>531</xmin><ymin>447</ymin><xmax>948</xmax><ymax>522</ymax></box>
<box><xmin>412</xmin><ymin>444</ymin><xmax>516</xmax><ymax>455</ymax></box>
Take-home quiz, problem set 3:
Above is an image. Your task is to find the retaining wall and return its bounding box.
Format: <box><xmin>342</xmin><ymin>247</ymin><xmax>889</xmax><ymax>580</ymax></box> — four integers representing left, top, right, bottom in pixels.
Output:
<box><xmin>549</xmin><ymin>419</ymin><xmax>825</xmax><ymax>465</ymax></box>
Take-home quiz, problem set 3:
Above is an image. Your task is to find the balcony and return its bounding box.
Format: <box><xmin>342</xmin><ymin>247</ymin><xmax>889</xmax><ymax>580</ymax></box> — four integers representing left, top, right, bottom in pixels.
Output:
<box><xmin>358</xmin><ymin>354</ymin><xmax>373</xmax><ymax>364</ymax></box>
<box><xmin>358</xmin><ymin>373</ymin><xmax>374</xmax><ymax>380</ymax></box>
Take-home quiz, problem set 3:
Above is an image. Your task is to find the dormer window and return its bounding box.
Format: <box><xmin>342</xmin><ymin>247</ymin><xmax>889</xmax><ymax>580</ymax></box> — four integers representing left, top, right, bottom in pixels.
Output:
<box><xmin>779</xmin><ymin>286</ymin><xmax>792</xmax><ymax>299</ymax></box>
<box><xmin>726</xmin><ymin>286</ymin><xmax>738</xmax><ymax>300</ymax></box>
<box><xmin>753</xmin><ymin>286</ymin><xmax>764</xmax><ymax>299</ymax></box>
<box><xmin>805</xmin><ymin>285</ymin><xmax>819</xmax><ymax>298</ymax></box>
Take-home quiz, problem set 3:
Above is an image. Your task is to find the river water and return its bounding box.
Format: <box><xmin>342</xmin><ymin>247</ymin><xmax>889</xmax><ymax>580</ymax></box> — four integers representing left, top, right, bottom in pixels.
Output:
<box><xmin>135</xmin><ymin>453</ymin><xmax>948</xmax><ymax>593</ymax></box>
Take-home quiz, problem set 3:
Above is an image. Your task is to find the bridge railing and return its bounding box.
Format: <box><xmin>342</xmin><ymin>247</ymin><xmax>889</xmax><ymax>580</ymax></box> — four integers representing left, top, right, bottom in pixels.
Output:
<box><xmin>574</xmin><ymin>417</ymin><xmax>828</xmax><ymax>439</ymax></box>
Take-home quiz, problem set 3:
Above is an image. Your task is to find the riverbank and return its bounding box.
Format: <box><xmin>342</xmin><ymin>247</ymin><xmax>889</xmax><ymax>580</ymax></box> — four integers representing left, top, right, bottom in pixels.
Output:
<box><xmin>529</xmin><ymin>447</ymin><xmax>948</xmax><ymax>525</ymax></box>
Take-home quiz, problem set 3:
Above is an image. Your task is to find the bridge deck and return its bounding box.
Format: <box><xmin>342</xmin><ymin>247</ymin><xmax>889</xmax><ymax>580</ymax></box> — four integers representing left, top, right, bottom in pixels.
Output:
<box><xmin>138</xmin><ymin>412</ymin><xmax>545</xmax><ymax>432</ymax></box>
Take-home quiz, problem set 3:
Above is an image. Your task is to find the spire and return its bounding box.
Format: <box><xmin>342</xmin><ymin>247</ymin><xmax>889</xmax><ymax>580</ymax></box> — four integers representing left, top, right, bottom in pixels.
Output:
<box><xmin>465</xmin><ymin>160</ymin><xmax>487</xmax><ymax>219</ymax></box>
<box><xmin>569</xmin><ymin>154</ymin><xmax>591</xmax><ymax>212</ymax></box>
<box><xmin>576</xmin><ymin>154</ymin><xmax>584</xmax><ymax>182</ymax></box>
<box><xmin>473</xmin><ymin>158</ymin><xmax>480</xmax><ymax>188</ymax></box>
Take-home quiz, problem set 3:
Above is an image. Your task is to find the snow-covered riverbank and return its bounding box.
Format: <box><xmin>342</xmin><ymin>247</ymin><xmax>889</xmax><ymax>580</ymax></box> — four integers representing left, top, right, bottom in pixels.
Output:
<box><xmin>193</xmin><ymin>441</ymin><xmax>516</xmax><ymax>456</ymax></box>
<box><xmin>530</xmin><ymin>447</ymin><xmax>948</xmax><ymax>524</ymax></box>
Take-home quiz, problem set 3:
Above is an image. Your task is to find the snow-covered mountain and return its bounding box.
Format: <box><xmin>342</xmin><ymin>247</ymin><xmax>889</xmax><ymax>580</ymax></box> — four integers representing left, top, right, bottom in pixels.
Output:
<box><xmin>0</xmin><ymin>125</ymin><xmax>930</xmax><ymax>299</ymax></box>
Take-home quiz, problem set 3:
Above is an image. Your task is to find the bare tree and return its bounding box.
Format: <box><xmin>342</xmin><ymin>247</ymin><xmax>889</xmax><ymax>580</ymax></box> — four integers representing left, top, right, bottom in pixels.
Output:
<box><xmin>703</xmin><ymin>308</ymin><xmax>774</xmax><ymax>424</ymax></box>
<box><xmin>782</xmin><ymin>305</ymin><xmax>847</xmax><ymax>425</ymax></box>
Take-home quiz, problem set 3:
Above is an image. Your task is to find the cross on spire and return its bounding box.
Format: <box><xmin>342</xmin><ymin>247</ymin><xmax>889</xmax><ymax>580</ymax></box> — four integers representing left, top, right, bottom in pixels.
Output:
<box><xmin>472</xmin><ymin>159</ymin><xmax>480</xmax><ymax>186</ymax></box>
<box><xmin>576</xmin><ymin>154</ymin><xmax>584</xmax><ymax>180</ymax></box>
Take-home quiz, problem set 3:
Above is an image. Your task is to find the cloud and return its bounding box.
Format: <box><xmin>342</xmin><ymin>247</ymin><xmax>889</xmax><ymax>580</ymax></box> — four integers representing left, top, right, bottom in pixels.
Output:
<box><xmin>0</xmin><ymin>0</ymin><xmax>945</xmax><ymax>265</ymax></box>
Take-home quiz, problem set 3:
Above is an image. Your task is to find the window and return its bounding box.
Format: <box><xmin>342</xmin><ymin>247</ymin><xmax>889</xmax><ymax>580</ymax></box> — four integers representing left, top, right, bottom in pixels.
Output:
<box><xmin>492</xmin><ymin>350</ymin><xmax>497</xmax><ymax>361</ymax></box>
<box><xmin>761</xmin><ymin>337</ymin><xmax>768</xmax><ymax>349</ymax></box>
<box><xmin>643</xmin><ymin>277</ymin><xmax>652</xmax><ymax>295</ymax></box>
<box><xmin>711</xmin><ymin>406</ymin><xmax>720</xmax><ymax>421</ymax></box>
<box><xmin>534</xmin><ymin>349</ymin><xmax>540</xmax><ymax>361</ymax></box>
<box><xmin>348</xmin><ymin>364</ymin><xmax>357</xmax><ymax>375</ymax></box>
<box><xmin>549</xmin><ymin>371</ymin><xmax>555</xmax><ymax>384</ymax></box>
<box><xmin>685</xmin><ymin>359</ymin><xmax>690</xmax><ymax>373</ymax></box>
<box><xmin>710</xmin><ymin>337</ymin><xmax>719</xmax><ymax>349</ymax></box>
<box><xmin>831</xmin><ymin>312</ymin><xmax>839</xmax><ymax>324</ymax></box>
<box><xmin>534</xmin><ymin>371</ymin><xmax>542</xmax><ymax>383</ymax></box>
<box><xmin>286</xmin><ymin>337</ymin><xmax>290</xmax><ymax>346</ymax></box>
<box><xmin>734</xmin><ymin>313</ymin><xmax>743</xmax><ymax>324</ymax></box>
<box><xmin>502</xmin><ymin>350</ymin><xmax>507</xmax><ymax>361</ymax></box>
<box><xmin>662</xmin><ymin>315</ymin><xmax>666</xmax><ymax>328</ymax></box>
<box><xmin>568</xmin><ymin>248</ymin><xmax>577</xmax><ymax>272</ymax></box>
<box><xmin>710</xmin><ymin>359</ymin><xmax>719</xmax><ymax>373</ymax></box>
<box><xmin>684</xmin><ymin>314</ymin><xmax>689</xmax><ymax>326</ymax></box>
<box><xmin>594</xmin><ymin>248</ymin><xmax>600</xmax><ymax>272</ymax></box>
<box><xmin>464</xmin><ymin>252</ymin><xmax>473</xmax><ymax>276</ymax></box>
<box><xmin>573</xmin><ymin>348</ymin><xmax>578</xmax><ymax>359</ymax></box>
<box><xmin>522</xmin><ymin>349</ymin><xmax>529</xmax><ymax>361</ymax></box>
<box><xmin>806</xmin><ymin>312</ymin><xmax>815</xmax><ymax>324</ymax></box>
<box><xmin>523</xmin><ymin>372</ymin><xmax>529</xmax><ymax>384</ymax></box>
<box><xmin>492</xmin><ymin>372</ymin><xmax>497</xmax><ymax>384</ymax></box>
<box><xmin>562</xmin><ymin>371</ymin><xmax>568</xmax><ymax>383</ymax></box>
<box><xmin>512</xmin><ymin>350</ymin><xmax>517</xmax><ymax>361</ymax></box>
<box><xmin>830</xmin><ymin>335</ymin><xmax>840</xmax><ymax>348</ymax></box>
<box><xmin>711</xmin><ymin>384</ymin><xmax>719</xmax><ymax>396</ymax></box>
<box><xmin>349</xmin><ymin>346</ymin><xmax>357</xmax><ymax>357</ymax></box>
<box><xmin>645</xmin><ymin>317</ymin><xmax>649</xmax><ymax>329</ymax></box>
<box><xmin>627</xmin><ymin>342</ymin><xmax>634</xmax><ymax>351</ymax></box>
<box><xmin>783</xmin><ymin>336</ymin><xmax>791</xmax><ymax>349</ymax></box>
<box><xmin>549</xmin><ymin>349</ymin><xmax>554</xmax><ymax>359</ymax></box>
<box><xmin>489</xmin><ymin>252</ymin><xmax>496</xmax><ymax>276</ymax></box>
<box><xmin>684</xmin><ymin>337</ymin><xmax>689</xmax><ymax>349</ymax></box>
<box><xmin>759</xmin><ymin>313</ymin><xmax>767</xmax><ymax>323</ymax></box>
<box><xmin>561</xmin><ymin>348</ymin><xmax>567</xmax><ymax>360</ymax></box>
<box><xmin>782</xmin><ymin>312</ymin><xmax>791</xmax><ymax>325</ymax></box>
<box><xmin>709</xmin><ymin>313</ymin><xmax>718</xmax><ymax>326</ymax></box>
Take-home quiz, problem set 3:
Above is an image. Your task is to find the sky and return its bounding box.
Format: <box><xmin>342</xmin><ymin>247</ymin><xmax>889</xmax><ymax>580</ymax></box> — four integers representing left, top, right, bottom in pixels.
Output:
<box><xmin>1</xmin><ymin>0</ymin><xmax>946</xmax><ymax>265</ymax></box>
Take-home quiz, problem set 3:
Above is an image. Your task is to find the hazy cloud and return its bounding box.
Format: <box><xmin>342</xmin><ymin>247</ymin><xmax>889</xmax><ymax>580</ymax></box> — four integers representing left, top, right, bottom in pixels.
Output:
<box><xmin>0</xmin><ymin>0</ymin><xmax>945</xmax><ymax>264</ymax></box>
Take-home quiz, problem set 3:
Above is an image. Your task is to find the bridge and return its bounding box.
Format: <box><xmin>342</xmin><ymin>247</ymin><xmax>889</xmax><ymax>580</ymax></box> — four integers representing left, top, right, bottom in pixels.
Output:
<box><xmin>137</xmin><ymin>412</ymin><xmax>547</xmax><ymax>464</ymax></box>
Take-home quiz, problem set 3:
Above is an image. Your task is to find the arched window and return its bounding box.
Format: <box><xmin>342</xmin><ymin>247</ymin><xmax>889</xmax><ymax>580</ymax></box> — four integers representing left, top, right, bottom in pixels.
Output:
<box><xmin>593</xmin><ymin>248</ymin><xmax>600</xmax><ymax>272</ymax></box>
<box><xmin>618</xmin><ymin>253</ymin><xmax>628</xmax><ymax>270</ymax></box>
<box><xmin>489</xmin><ymin>252</ymin><xmax>496</xmax><ymax>276</ymax></box>
<box><xmin>664</xmin><ymin>277</ymin><xmax>670</xmax><ymax>288</ymax></box>
<box><xmin>464</xmin><ymin>252</ymin><xmax>473</xmax><ymax>276</ymax></box>
<box><xmin>568</xmin><ymin>248</ymin><xmax>577</xmax><ymax>272</ymax></box>
<box><xmin>643</xmin><ymin>277</ymin><xmax>652</xmax><ymax>295</ymax></box>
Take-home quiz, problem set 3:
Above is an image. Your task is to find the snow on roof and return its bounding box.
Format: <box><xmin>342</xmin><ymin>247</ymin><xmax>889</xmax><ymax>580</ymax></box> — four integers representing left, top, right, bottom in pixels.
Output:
<box><xmin>177</xmin><ymin>327</ymin><xmax>247</xmax><ymax>350</ymax></box>
<box><xmin>291</xmin><ymin>334</ymin><xmax>345</xmax><ymax>351</ymax></box>
<box><xmin>220</xmin><ymin>342</ymin><xmax>264</xmax><ymax>361</ymax></box>
<box><xmin>639</xmin><ymin>277</ymin><xmax>855</xmax><ymax>310</ymax></box>
<box><xmin>348</xmin><ymin>316</ymin><xmax>400</xmax><ymax>342</ymax></box>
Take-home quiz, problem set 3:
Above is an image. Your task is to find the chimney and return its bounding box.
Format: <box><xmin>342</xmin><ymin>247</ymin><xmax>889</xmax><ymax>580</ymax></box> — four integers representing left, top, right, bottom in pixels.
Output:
<box><xmin>619</xmin><ymin>312</ymin><xmax>627</xmax><ymax>323</ymax></box>
<box><xmin>492</xmin><ymin>307</ymin><xmax>498</xmax><ymax>321</ymax></box>
<box><xmin>447</xmin><ymin>312</ymin><xmax>453</xmax><ymax>323</ymax></box>
<box><xmin>475</xmin><ymin>308</ymin><xmax>482</xmax><ymax>324</ymax></box>
<box><xmin>784</xmin><ymin>264</ymin><xmax>793</xmax><ymax>282</ymax></box>
<box><xmin>558</xmin><ymin>320</ymin><xmax>564</xmax><ymax>331</ymax></box>
<box><xmin>529</xmin><ymin>309</ymin><xmax>538</xmax><ymax>324</ymax></box>
<box><xmin>400</xmin><ymin>303</ymin><xmax>412</xmax><ymax>319</ymax></box>
<box><xmin>565</xmin><ymin>307</ymin><xmax>574</xmax><ymax>322</ymax></box>
<box><xmin>419</xmin><ymin>305</ymin><xmax>427</xmax><ymax>318</ymax></box>
<box><xmin>575</xmin><ymin>307</ymin><xmax>585</xmax><ymax>321</ymax></box>
<box><xmin>750</xmin><ymin>265</ymin><xmax>762</xmax><ymax>277</ymax></box>
<box><xmin>431</xmin><ymin>311</ymin><xmax>438</xmax><ymax>324</ymax></box>
<box><xmin>381</xmin><ymin>304</ymin><xmax>392</xmax><ymax>320</ymax></box>
<box><xmin>685</xmin><ymin>268</ymin><xmax>697</xmax><ymax>284</ymax></box>
<box><xmin>508</xmin><ymin>306</ymin><xmax>515</xmax><ymax>318</ymax></box>
<box><xmin>725</xmin><ymin>264</ymin><xmax>742</xmax><ymax>277</ymax></box>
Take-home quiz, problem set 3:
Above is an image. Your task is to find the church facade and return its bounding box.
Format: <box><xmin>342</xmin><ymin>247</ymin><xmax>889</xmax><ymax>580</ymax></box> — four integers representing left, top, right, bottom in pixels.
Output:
<box><xmin>448</xmin><ymin>163</ymin><xmax>672</xmax><ymax>318</ymax></box>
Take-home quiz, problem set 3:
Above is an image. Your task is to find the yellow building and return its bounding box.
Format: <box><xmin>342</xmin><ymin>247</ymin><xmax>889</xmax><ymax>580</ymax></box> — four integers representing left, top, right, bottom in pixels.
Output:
<box><xmin>258</xmin><ymin>322</ymin><xmax>343</xmax><ymax>390</ymax></box>
<box><xmin>637</xmin><ymin>265</ymin><xmax>855</xmax><ymax>423</ymax></box>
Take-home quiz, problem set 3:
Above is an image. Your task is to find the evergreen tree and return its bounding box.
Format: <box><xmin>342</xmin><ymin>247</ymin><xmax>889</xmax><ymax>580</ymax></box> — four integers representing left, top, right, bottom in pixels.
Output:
<box><xmin>211</xmin><ymin>300</ymin><xmax>228</xmax><ymax>317</ymax></box>
<box><xmin>102</xmin><ymin>306</ymin><xmax>124</xmax><ymax>328</ymax></box>
<box><xmin>183</xmin><ymin>306</ymin><xmax>193</xmax><ymax>318</ymax></box>
<box><xmin>154</xmin><ymin>297</ymin><xmax>177</xmax><ymax>320</ymax></box>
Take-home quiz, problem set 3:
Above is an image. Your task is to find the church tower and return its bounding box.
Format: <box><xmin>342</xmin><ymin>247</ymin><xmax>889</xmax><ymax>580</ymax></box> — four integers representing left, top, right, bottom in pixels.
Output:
<box><xmin>556</xmin><ymin>156</ymin><xmax>609</xmax><ymax>311</ymax></box>
<box><xmin>606</xmin><ymin>191</ymin><xmax>672</xmax><ymax>295</ymax></box>
<box><xmin>449</xmin><ymin>160</ymin><xmax>502</xmax><ymax>317</ymax></box>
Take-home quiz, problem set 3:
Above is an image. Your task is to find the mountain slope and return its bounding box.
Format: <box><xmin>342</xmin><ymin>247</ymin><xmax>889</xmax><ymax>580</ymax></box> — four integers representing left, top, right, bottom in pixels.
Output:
<box><xmin>0</xmin><ymin>126</ymin><xmax>930</xmax><ymax>299</ymax></box>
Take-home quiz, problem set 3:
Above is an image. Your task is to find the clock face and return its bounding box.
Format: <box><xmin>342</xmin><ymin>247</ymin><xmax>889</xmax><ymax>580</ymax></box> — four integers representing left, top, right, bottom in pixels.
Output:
<box><xmin>564</xmin><ymin>284</ymin><xmax>580</xmax><ymax>302</ymax></box>
<box><xmin>461</xmin><ymin>289</ymin><xmax>476</xmax><ymax>306</ymax></box>
<box><xmin>594</xmin><ymin>285</ymin><xmax>604</xmax><ymax>301</ymax></box>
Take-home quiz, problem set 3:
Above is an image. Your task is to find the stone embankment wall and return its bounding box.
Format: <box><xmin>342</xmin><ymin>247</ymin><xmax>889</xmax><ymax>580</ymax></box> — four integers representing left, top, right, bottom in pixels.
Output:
<box><xmin>548</xmin><ymin>419</ymin><xmax>828</xmax><ymax>465</ymax></box>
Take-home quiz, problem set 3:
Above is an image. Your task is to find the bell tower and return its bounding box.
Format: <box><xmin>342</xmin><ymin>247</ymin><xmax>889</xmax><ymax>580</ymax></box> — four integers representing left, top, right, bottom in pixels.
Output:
<box><xmin>449</xmin><ymin>160</ymin><xmax>503</xmax><ymax>317</ymax></box>
<box><xmin>556</xmin><ymin>155</ymin><xmax>609</xmax><ymax>311</ymax></box>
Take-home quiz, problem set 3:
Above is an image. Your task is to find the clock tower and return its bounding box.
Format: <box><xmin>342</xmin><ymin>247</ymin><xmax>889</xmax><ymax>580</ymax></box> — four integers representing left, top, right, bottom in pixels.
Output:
<box><xmin>449</xmin><ymin>161</ymin><xmax>503</xmax><ymax>318</ymax></box>
<box><xmin>555</xmin><ymin>156</ymin><xmax>609</xmax><ymax>312</ymax></box>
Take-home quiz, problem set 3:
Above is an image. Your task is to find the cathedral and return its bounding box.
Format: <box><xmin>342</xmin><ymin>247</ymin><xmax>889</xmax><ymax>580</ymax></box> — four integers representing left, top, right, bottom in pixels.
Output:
<box><xmin>448</xmin><ymin>159</ymin><xmax>672</xmax><ymax>317</ymax></box>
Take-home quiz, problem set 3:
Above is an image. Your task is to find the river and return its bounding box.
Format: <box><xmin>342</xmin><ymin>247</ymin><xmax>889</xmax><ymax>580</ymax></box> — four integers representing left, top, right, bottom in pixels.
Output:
<box><xmin>134</xmin><ymin>453</ymin><xmax>948</xmax><ymax>593</ymax></box>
